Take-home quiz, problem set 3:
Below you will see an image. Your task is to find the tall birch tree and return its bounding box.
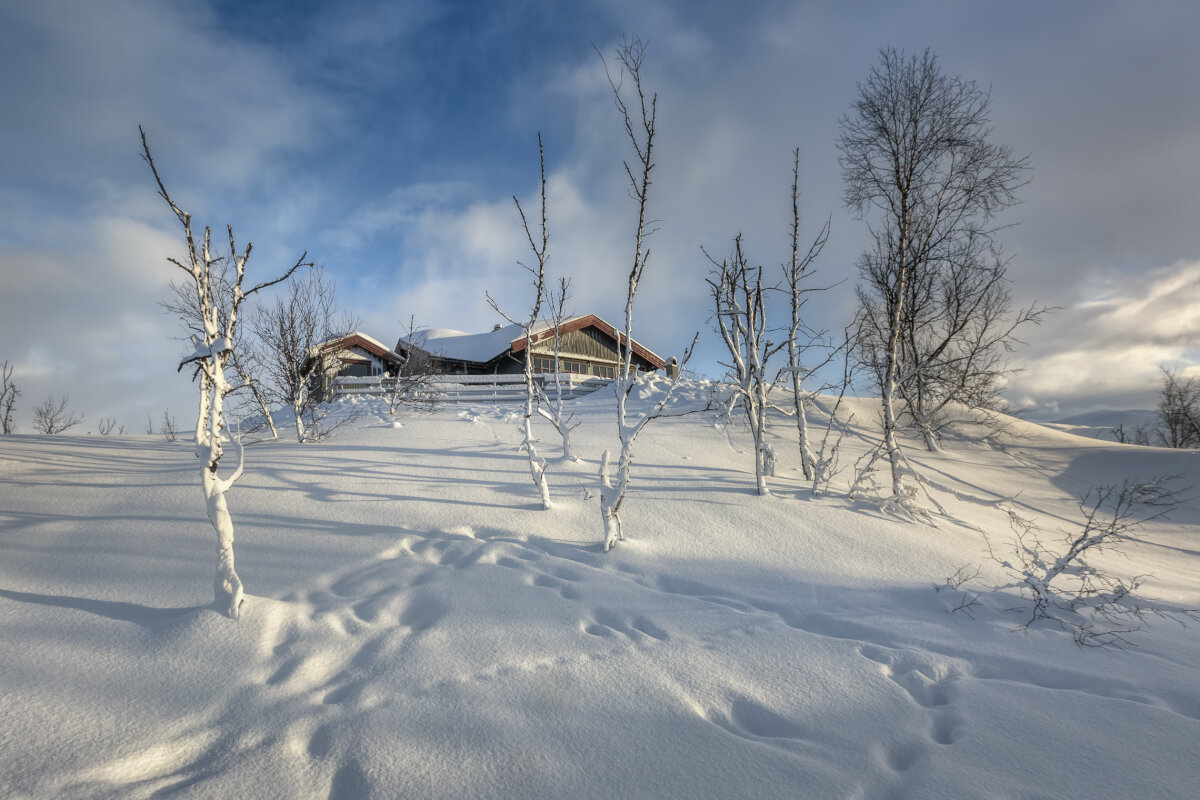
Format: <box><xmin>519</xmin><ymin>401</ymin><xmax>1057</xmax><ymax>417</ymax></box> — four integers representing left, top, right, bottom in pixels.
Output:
<box><xmin>488</xmin><ymin>133</ymin><xmax>552</xmax><ymax>509</ymax></box>
<box><xmin>141</xmin><ymin>127</ymin><xmax>308</xmax><ymax>619</ymax></box>
<box><xmin>781</xmin><ymin>150</ymin><xmax>831</xmax><ymax>481</ymax></box>
<box><xmin>596</xmin><ymin>35</ymin><xmax>696</xmax><ymax>550</ymax></box>
<box><xmin>707</xmin><ymin>236</ymin><xmax>781</xmax><ymax>496</ymax></box>
<box><xmin>838</xmin><ymin>48</ymin><xmax>1031</xmax><ymax>505</ymax></box>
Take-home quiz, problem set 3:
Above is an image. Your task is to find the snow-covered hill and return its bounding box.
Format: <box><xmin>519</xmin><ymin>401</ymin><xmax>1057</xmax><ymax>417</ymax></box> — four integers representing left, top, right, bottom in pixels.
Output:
<box><xmin>2</xmin><ymin>386</ymin><xmax>1198</xmax><ymax>799</ymax></box>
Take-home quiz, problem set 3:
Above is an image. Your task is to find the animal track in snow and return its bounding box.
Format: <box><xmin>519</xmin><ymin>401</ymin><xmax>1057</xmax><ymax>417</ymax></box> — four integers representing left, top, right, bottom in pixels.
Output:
<box><xmin>581</xmin><ymin>608</ymin><xmax>669</xmax><ymax>642</ymax></box>
<box><xmin>860</xmin><ymin>644</ymin><xmax>963</xmax><ymax>750</ymax></box>
<box><xmin>531</xmin><ymin>573</ymin><xmax>581</xmax><ymax>600</ymax></box>
<box><xmin>884</xmin><ymin>739</ymin><xmax>928</xmax><ymax>773</ymax></box>
<box><xmin>860</xmin><ymin>645</ymin><xmax>955</xmax><ymax>709</ymax></box>
<box><xmin>699</xmin><ymin>694</ymin><xmax>819</xmax><ymax>758</ymax></box>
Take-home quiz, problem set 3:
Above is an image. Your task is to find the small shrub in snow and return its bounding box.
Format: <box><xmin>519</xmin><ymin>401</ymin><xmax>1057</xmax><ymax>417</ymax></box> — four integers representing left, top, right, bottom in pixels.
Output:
<box><xmin>32</xmin><ymin>394</ymin><xmax>84</xmax><ymax>435</ymax></box>
<box><xmin>997</xmin><ymin>477</ymin><xmax>1193</xmax><ymax>647</ymax></box>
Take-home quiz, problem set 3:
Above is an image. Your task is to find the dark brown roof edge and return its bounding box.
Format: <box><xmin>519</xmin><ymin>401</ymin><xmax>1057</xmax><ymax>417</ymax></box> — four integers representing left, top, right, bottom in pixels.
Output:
<box><xmin>508</xmin><ymin>313</ymin><xmax>666</xmax><ymax>370</ymax></box>
<box><xmin>322</xmin><ymin>333</ymin><xmax>405</xmax><ymax>366</ymax></box>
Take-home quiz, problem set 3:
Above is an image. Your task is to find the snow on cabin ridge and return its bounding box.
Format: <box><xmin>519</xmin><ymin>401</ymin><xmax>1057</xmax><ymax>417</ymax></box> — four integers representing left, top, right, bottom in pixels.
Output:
<box><xmin>402</xmin><ymin>317</ymin><xmax>595</xmax><ymax>364</ymax></box>
<box><xmin>405</xmin><ymin>323</ymin><xmax>529</xmax><ymax>364</ymax></box>
<box><xmin>396</xmin><ymin>314</ymin><xmax>666</xmax><ymax>376</ymax></box>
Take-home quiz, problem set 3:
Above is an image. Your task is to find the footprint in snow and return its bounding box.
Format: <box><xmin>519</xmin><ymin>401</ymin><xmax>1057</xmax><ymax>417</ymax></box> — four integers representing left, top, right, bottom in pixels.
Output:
<box><xmin>859</xmin><ymin>644</ymin><xmax>963</xmax><ymax>748</ymax></box>
<box><xmin>581</xmin><ymin>608</ymin><xmax>669</xmax><ymax>642</ymax></box>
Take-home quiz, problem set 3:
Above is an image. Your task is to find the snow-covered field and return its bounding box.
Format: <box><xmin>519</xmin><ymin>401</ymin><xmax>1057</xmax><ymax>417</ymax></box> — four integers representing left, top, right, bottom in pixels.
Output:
<box><xmin>2</xmin><ymin>384</ymin><xmax>1198</xmax><ymax>799</ymax></box>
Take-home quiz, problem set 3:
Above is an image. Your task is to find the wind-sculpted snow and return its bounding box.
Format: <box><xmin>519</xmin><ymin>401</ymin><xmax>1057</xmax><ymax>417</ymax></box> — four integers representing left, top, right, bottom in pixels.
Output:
<box><xmin>1</xmin><ymin>389</ymin><xmax>1198</xmax><ymax>798</ymax></box>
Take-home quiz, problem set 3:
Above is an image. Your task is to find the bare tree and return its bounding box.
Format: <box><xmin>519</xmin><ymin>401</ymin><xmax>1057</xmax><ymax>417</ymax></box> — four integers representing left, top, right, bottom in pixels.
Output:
<box><xmin>533</xmin><ymin>277</ymin><xmax>582</xmax><ymax>461</ymax></box>
<box><xmin>839</xmin><ymin>47</ymin><xmax>1039</xmax><ymax>508</ymax></box>
<box><xmin>160</xmin><ymin>409</ymin><xmax>179</xmax><ymax>441</ymax></box>
<box><xmin>228</xmin><ymin>348</ymin><xmax>280</xmax><ymax>439</ymax></box>
<box><xmin>705</xmin><ymin>150</ymin><xmax>838</xmax><ymax>496</ymax></box>
<box><xmin>488</xmin><ymin>133</ymin><xmax>552</xmax><ymax>510</ymax></box>
<box><xmin>387</xmin><ymin>317</ymin><xmax>442</xmax><ymax>413</ymax></box>
<box><xmin>141</xmin><ymin>126</ymin><xmax>307</xmax><ymax>619</ymax></box>
<box><xmin>1155</xmin><ymin>368</ymin><xmax>1200</xmax><ymax>448</ymax></box>
<box><xmin>707</xmin><ymin>235</ymin><xmax>781</xmax><ymax>495</ymax></box>
<box><xmin>162</xmin><ymin>256</ymin><xmax>280</xmax><ymax>439</ymax></box>
<box><xmin>781</xmin><ymin>150</ymin><xmax>833</xmax><ymax>482</ymax></box>
<box><xmin>247</xmin><ymin>268</ymin><xmax>357</xmax><ymax>443</ymax></box>
<box><xmin>596</xmin><ymin>35</ymin><xmax>698</xmax><ymax>550</ymax></box>
<box><xmin>32</xmin><ymin>394</ymin><xmax>84</xmax><ymax>435</ymax></box>
<box><xmin>0</xmin><ymin>360</ymin><xmax>18</xmax><ymax>434</ymax></box>
<box><xmin>97</xmin><ymin>417</ymin><xmax>118</xmax><ymax>435</ymax></box>
<box><xmin>808</xmin><ymin>328</ymin><xmax>860</xmax><ymax>498</ymax></box>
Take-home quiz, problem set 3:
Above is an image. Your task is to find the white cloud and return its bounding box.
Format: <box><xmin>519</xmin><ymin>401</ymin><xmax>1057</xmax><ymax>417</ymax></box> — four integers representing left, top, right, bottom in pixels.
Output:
<box><xmin>0</xmin><ymin>213</ymin><xmax>204</xmax><ymax>432</ymax></box>
<box><xmin>1006</xmin><ymin>260</ymin><xmax>1200</xmax><ymax>415</ymax></box>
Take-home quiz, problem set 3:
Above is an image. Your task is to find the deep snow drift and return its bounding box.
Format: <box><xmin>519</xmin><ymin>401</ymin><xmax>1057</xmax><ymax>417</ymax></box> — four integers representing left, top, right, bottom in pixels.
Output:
<box><xmin>1</xmin><ymin>383</ymin><xmax>1198</xmax><ymax>799</ymax></box>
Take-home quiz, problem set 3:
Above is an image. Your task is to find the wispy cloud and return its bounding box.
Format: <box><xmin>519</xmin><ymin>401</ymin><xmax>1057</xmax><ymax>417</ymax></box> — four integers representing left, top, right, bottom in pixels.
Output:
<box><xmin>1008</xmin><ymin>260</ymin><xmax>1200</xmax><ymax>416</ymax></box>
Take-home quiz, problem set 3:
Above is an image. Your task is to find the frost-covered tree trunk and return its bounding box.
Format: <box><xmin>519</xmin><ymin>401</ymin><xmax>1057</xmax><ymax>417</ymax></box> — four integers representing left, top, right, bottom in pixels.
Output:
<box><xmin>162</xmin><ymin>265</ymin><xmax>278</xmax><ymax>439</ymax></box>
<box><xmin>521</xmin><ymin>338</ymin><xmax>551</xmax><ymax>510</ymax></box>
<box><xmin>707</xmin><ymin>236</ymin><xmax>783</xmax><ymax>496</ymax></box>
<box><xmin>142</xmin><ymin>126</ymin><xmax>307</xmax><ymax>619</ymax></box>
<box><xmin>599</xmin><ymin>35</ymin><xmax>657</xmax><ymax>550</ymax></box>
<box><xmin>489</xmin><ymin>133</ymin><xmax>551</xmax><ymax>509</ymax></box>
<box><xmin>595</xmin><ymin>36</ymin><xmax>699</xmax><ymax>550</ymax></box>
<box><xmin>782</xmin><ymin>149</ymin><xmax>831</xmax><ymax>481</ymax></box>
<box><xmin>878</xmin><ymin>259</ymin><xmax>910</xmax><ymax>501</ymax></box>
<box><xmin>196</xmin><ymin>343</ymin><xmax>247</xmax><ymax>618</ymax></box>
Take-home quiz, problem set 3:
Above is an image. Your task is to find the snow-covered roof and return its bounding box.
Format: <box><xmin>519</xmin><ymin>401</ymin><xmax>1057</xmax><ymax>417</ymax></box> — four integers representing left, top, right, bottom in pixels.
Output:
<box><xmin>321</xmin><ymin>332</ymin><xmax>405</xmax><ymax>365</ymax></box>
<box><xmin>398</xmin><ymin>315</ymin><xmax>665</xmax><ymax>369</ymax></box>
<box><xmin>403</xmin><ymin>323</ymin><xmax>527</xmax><ymax>364</ymax></box>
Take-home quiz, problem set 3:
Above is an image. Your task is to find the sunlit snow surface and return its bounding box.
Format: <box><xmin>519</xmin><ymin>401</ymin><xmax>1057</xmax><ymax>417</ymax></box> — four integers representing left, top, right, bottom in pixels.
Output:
<box><xmin>1</xmin><ymin>381</ymin><xmax>1198</xmax><ymax>799</ymax></box>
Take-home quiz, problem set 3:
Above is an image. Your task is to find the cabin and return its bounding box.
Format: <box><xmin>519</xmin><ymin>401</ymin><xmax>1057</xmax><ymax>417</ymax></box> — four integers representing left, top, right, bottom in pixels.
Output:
<box><xmin>318</xmin><ymin>332</ymin><xmax>406</xmax><ymax>378</ymax></box>
<box><xmin>307</xmin><ymin>331</ymin><xmax>406</xmax><ymax>400</ymax></box>
<box><xmin>396</xmin><ymin>314</ymin><xmax>665</xmax><ymax>377</ymax></box>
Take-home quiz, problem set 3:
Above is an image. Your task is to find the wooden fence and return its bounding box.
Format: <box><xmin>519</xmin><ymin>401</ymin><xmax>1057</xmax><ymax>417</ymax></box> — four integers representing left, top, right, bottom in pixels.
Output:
<box><xmin>332</xmin><ymin>374</ymin><xmax>612</xmax><ymax>404</ymax></box>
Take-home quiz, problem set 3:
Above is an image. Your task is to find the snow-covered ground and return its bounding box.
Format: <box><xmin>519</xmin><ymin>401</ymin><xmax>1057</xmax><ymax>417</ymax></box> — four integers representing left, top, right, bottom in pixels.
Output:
<box><xmin>2</xmin><ymin>384</ymin><xmax>1198</xmax><ymax>799</ymax></box>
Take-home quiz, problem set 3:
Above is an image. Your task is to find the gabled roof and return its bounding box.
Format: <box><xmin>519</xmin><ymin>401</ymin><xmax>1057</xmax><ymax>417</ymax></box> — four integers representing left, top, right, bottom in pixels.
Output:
<box><xmin>509</xmin><ymin>314</ymin><xmax>665</xmax><ymax>370</ymax></box>
<box><xmin>321</xmin><ymin>332</ymin><xmax>406</xmax><ymax>366</ymax></box>
<box><xmin>397</xmin><ymin>314</ymin><xmax>665</xmax><ymax>370</ymax></box>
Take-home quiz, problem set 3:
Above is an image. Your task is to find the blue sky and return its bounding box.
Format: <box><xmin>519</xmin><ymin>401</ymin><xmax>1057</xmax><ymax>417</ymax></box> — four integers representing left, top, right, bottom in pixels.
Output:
<box><xmin>2</xmin><ymin>0</ymin><xmax>1199</xmax><ymax>431</ymax></box>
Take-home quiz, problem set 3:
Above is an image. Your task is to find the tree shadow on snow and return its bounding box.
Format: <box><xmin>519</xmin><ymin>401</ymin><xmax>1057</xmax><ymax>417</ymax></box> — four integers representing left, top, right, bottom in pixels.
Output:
<box><xmin>0</xmin><ymin>588</ymin><xmax>207</xmax><ymax>627</ymax></box>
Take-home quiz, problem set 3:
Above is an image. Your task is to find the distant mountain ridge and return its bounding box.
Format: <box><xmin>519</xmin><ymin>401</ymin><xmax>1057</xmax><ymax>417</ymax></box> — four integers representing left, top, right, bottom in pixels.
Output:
<box><xmin>1045</xmin><ymin>408</ymin><xmax>1158</xmax><ymax>442</ymax></box>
